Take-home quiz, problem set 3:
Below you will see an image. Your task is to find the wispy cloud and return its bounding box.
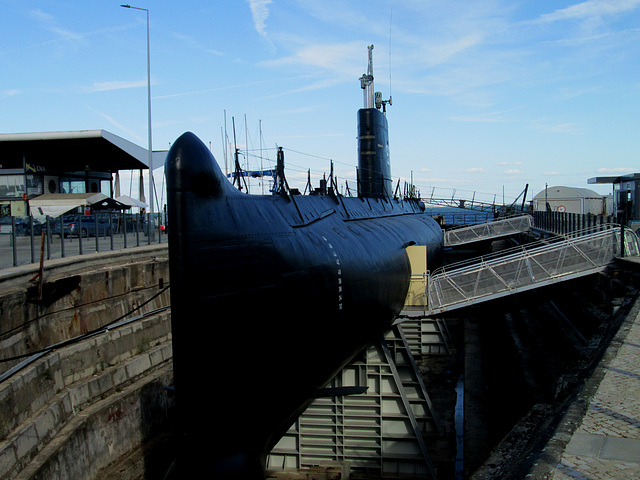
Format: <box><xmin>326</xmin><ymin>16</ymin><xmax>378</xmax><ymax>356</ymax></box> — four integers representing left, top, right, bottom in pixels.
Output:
<box><xmin>247</xmin><ymin>0</ymin><xmax>273</xmax><ymax>41</ymax></box>
<box><xmin>30</xmin><ymin>9</ymin><xmax>55</xmax><ymax>23</ymax></box>
<box><xmin>83</xmin><ymin>79</ymin><xmax>148</xmax><ymax>93</ymax></box>
<box><xmin>537</xmin><ymin>0</ymin><xmax>640</xmax><ymax>23</ymax></box>
<box><xmin>597</xmin><ymin>166</ymin><xmax>635</xmax><ymax>173</ymax></box>
<box><xmin>25</xmin><ymin>8</ymin><xmax>138</xmax><ymax>56</ymax></box>
<box><xmin>262</xmin><ymin>41</ymin><xmax>365</xmax><ymax>78</ymax></box>
<box><xmin>172</xmin><ymin>33</ymin><xmax>224</xmax><ymax>56</ymax></box>
<box><xmin>533</xmin><ymin>121</ymin><xmax>582</xmax><ymax>134</ymax></box>
<box><xmin>449</xmin><ymin>110</ymin><xmax>513</xmax><ymax>123</ymax></box>
<box><xmin>273</xmin><ymin>105</ymin><xmax>318</xmax><ymax>115</ymax></box>
<box><xmin>3</xmin><ymin>89</ymin><xmax>21</xmax><ymax>96</ymax></box>
<box><xmin>30</xmin><ymin>9</ymin><xmax>84</xmax><ymax>45</ymax></box>
<box><xmin>85</xmin><ymin>105</ymin><xmax>144</xmax><ymax>143</ymax></box>
<box><xmin>259</xmin><ymin>77</ymin><xmax>345</xmax><ymax>99</ymax></box>
<box><xmin>153</xmin><ymin>78</ymin><xmax>282</xmax><ymax>100</ymax></box>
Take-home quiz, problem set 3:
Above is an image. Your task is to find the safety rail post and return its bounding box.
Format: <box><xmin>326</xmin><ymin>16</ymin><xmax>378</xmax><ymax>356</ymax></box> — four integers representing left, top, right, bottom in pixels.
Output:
<box><xmin>46</xmin><ymin>216</ymin><xmax>52</xmax><ymax>260</ymax></box>
<box><xmin>121</xmin><ymin>213</ymin><xmax>126</xmax><ymax>250</ymax></box>
<box><xmin>29</xmin><ymin>216</ymin><xmax>35</xmax><ymax>264</ymax></box>
<box><xmin>109</xmin><ymin>214</ymin><xmax>114</xmax><ymax>251</ymax></box>
<box><xmin>136</xmin><ymin>214</ymin><xmax>140</xmax><ymax>246</ymax></box>
<box><xmin>78</xmin><ymin>215</ymin><xmax>83</xmax><ymax>256</ymax></box>
<box><xmin>11</xmin><ymin>217</ymin><xmax>17</xmax><ymax>267</ymax></box>
<box><xmin>94</xmin><ymin>213</ymin><xmax>99</xmax><ymax>253</ymax></box>
<box><xmin>147</xmin><ymin>212</ymin><xmax>152</xmax><ymax>246</ymax></box>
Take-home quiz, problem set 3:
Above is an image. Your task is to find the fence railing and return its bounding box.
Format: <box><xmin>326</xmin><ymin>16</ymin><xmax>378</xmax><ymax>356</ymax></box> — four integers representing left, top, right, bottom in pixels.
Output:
<box><xmin>425</xmin><ymin>224</ymin><xmax>640</xmax><ymax>315</ymax></box>
<box><xmin>444</xmin><ymin>214</ymin><xmax>533</xmax><ymax>247</ymax></box>
<box><xmin>0</xmin><ymin>212</ymin><xmax>166</xmax><ymax>270</ymax></box>
<box><xmin>532</xmin><ymin>211</ymin><xmax>617</xmax><ymax>235</ymax></box>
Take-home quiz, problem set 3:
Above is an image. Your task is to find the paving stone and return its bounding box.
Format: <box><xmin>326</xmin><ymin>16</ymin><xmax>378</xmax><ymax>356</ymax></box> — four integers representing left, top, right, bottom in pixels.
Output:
<box><xmin>547</xmin><ymin>299</ymin><xmax>640</xmax><ymax>479</ymax></box>
<box><xmin>600</xmin><ymin>436</ymin><xmax>640</xmax><ymax>462</ymax></box>
<box><xmin>565</xmin><ymin>433</ymin><xmax>604</xmax><ymax>457</ymax></box>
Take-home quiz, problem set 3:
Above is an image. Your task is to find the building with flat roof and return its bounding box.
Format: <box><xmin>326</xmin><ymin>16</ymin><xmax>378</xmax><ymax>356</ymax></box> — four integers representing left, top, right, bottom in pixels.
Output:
<box><xmin>589</xmin><ymin>173</ymin><xmax>640</xmax><ymax>233</ymax></box>
<box><xmin>0</xmin><ymin>130</ymin><xmax>164</xmax><ymax>217</ymax></box>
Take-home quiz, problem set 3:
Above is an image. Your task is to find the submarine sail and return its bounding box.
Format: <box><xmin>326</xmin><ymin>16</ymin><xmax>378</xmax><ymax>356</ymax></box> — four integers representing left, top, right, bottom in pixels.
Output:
<box><xmin>165</xmin><ymin>45</ymin><xmax>444</xmax><ymax>479</ymax></box>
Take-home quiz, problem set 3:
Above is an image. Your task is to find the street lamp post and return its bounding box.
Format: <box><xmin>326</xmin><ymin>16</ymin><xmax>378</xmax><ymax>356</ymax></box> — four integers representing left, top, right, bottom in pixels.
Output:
<box><xmin>121</xmin><ymin>4</ymin><xmax>154</xmax><ymax>242</ymax></box>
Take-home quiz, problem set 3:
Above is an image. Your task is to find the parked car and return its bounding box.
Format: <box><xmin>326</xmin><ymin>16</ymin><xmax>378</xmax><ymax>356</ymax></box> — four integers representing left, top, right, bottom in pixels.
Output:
<box><xmin>53</xmin><ymin>214</ymin><xmax>112</xmax><ymax>238</ymax></box>
<box><xmin>0</xmin><ymin>216</ymin><xmax>30</xmax><ymax>235</ymax></box>
<box><xmin>23</xmin><ymin>218</ymin><xmax>45</xmax><ymax>236</ymax></box>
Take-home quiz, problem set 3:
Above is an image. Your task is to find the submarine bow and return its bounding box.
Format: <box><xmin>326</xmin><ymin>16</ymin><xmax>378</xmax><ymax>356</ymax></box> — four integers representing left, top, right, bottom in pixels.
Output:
<box><xmin>165</xmin><ymin>46</ymin><xmax>443</xmax><ymax>479</ymax></box>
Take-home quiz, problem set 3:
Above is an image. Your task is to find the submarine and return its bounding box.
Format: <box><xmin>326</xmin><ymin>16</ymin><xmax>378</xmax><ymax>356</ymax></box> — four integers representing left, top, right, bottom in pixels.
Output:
<box><xmin>165</xmin><ymin>45</ymin><xmax>444</xmax><ymax>479</ymax></box>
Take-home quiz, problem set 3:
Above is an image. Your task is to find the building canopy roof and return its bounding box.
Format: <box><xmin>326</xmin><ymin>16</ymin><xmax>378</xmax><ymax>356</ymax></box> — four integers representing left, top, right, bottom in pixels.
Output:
<box><xmin>0</xmin><ymin>130</ymin><xmax>149</xmax><ymax>173</ymax></box>
<box><xmin>29</xmin><ymin>193</ymin><xmax>130</xmax><ymax>218</ymax></box>
<box><xmin>588</xmin><ymin>173</ymin><xmax>640</xmax><ymax>185</ymax></box>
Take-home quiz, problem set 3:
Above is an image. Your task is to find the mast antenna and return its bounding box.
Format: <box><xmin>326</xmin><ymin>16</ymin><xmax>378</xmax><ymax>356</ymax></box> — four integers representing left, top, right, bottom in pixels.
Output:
<box><xmin>388</xmin><ymin>5</ymin><xmax>393</xmax><ymax>108</ymax></box>
<box><xmin>360</xmin><ymin>44</ymin><xmax>392</xmax><ymax>114</ymax></box>
<box><xmin>359</xmin><ymin>45</ymin><xmax>375</xmax><ymax>109</ymax></box>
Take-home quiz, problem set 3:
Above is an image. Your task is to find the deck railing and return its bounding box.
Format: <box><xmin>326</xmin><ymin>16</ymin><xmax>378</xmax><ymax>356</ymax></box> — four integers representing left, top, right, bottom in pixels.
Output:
<box><xmin>444</xmin><ymin>214</ymin><xmax>533</xmax><ymax>247</ymax></box>
<box><xmin>426</xmin><ymin>224</ymin><xmax>640</xmax><ymax>315</ymax></box>
<box><xmin>0</xmin><ymin>212</ymin><xmax>166</xmax><ymax>269</ymax></box>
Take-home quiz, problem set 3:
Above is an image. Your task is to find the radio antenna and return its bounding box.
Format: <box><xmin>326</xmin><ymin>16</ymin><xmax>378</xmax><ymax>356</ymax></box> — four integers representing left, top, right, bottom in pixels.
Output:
<box><xmin>388</xmin><ymin>4</ymin><xmax>393</xmax><ymax>105</ymax></box>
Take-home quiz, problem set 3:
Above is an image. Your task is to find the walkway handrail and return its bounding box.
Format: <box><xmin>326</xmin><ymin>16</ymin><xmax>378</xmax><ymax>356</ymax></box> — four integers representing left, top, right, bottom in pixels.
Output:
<box><xmin>444</xmin><ymin>214</ymin><xmax>533</xmax><ymax>247</ymax></box>
<box><xmin>426</xmin><ymin>225</ymin><xmax>640</xmax><ymax>316</ymax></box>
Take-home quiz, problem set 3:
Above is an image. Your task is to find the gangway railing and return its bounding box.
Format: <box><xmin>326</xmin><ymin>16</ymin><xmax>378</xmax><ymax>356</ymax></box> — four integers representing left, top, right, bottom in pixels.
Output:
<box><xmin>424</xmin><ymin>224</ymin><xmax>640</xmax><ymax>316</ymax></box>
<box><xmin>444</xmin><ymin>214</ymin><xmax>533</xmax><ymax>247</ymax></box>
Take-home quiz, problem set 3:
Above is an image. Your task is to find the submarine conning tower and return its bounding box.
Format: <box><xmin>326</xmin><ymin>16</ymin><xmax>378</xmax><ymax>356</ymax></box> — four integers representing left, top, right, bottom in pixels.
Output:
<box><xmin>357</xmin><ymin>44</ymin><xmax>393</xmax><ymax>199</ymax></box>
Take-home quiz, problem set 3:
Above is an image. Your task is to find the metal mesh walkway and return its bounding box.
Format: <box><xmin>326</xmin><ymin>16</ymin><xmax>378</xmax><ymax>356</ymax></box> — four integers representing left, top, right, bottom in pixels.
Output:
<box><xmin>425</xmin><ymin>225</ymin><xmax>640</xmax><ymax>316</ymax></box>
<box><xmin>444</xmin><ymin>214</ymin><xmax>534</xmax><ymax>247</ymax></box>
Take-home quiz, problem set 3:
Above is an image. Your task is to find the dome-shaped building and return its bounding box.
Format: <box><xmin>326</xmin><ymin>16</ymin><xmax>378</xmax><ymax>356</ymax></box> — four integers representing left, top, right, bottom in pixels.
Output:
<box><xmin>532</xmin><ymin>186</ymin><xmax>608</xmax><ymax>215</ymax></box>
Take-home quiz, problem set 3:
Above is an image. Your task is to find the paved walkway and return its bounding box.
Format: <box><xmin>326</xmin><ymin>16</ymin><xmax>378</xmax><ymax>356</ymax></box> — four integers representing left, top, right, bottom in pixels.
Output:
<box><xmin>545</xmin><ymin>296</ymin><xmax>640</xmax><ymax>479</ymax></box>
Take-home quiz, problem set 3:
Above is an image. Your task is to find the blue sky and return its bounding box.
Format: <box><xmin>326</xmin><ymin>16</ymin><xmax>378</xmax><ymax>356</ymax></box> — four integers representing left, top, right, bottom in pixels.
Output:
<box><xmin>2</xmin><ymin>0</ymin><xmax>640</xmax><ymax>206</ymax></box>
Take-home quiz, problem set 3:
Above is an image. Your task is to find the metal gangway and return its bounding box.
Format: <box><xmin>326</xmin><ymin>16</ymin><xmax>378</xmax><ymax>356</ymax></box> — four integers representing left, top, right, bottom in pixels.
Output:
<box><xmin>425</xmin><ymin>225</ymin><xmax>640</xmax><ymax>316</ymax></box>
<box><xmin>444</xmin><ymin>214</ymin><xmax>534</xmax><ymax>247</ymax></box>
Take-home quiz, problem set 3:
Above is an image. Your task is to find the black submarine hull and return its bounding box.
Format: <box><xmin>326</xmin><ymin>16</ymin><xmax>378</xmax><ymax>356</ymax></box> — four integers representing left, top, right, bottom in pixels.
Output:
<box><xmin>165</xmin><ymin>131</ymin><xmax>443</xmax><ymax>478</ymax></box>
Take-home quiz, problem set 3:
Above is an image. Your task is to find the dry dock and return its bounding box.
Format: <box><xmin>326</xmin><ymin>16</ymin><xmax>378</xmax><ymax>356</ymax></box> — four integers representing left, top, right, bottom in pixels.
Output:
<box><xmin>1</xmin><ymin>246</ymin><xmax>640</xmax><ymax>479</ymax></box>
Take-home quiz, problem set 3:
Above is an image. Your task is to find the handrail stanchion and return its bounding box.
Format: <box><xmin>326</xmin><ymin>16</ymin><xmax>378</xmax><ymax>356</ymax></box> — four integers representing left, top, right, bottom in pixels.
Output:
<box><xmin>94</xmin><ymin>213</ymin><xmax>99</xmax><ymax>253</ymax></box>
<box><xmin>30</xmin><ymin>216</ymin><xmax>35</xmax><ymax>264</ymax></box>
<box><xmin>11</xmin><ymin>217</ymin><xmax>17</xmax><ymax>267</ymax></box>
<box><xmin>78</xmin><ymin>215</ymin><xmax>83</xmax><ymax>256</ymax></box>
<box><xmin>46</xmin><ymin>216</ymin><xmax>52</xmax><ymax>260</ymax></box>
<box><xmin>121</xmin><ymin>212</ymin><xmax>126</xmax><ymax>250</ymax></box>
<box><xmin>136</xmin><ymin>214</ymin><xmax>140</xmax><ymax>247</ymax></box>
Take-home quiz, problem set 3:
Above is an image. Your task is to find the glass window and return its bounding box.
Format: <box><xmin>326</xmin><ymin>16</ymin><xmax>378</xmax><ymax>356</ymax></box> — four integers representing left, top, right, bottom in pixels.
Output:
<box><xmin>60</xmin><ymin>178</ymin><xmax>86</xmax><ymax>194</ymax></box>
<box><xmin>26</xmin><ymin>174</ymin><xmax>43</xmax><ymax>196</ymax></box>
<box><xmin>0</xmin><ymin>175</ymin><xmax>26</xmax><ymax>198</ymax></box>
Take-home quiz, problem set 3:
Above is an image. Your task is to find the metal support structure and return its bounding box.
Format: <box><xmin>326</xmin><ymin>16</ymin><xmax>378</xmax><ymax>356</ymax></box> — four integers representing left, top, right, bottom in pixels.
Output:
<box><xmin>399</xmin><ymin>314</ymin><xmax>451</xmax><ymax>355</ymax></box>
<box><xmin>268</xmin><ymin>325</ymin><xmax>440</xmax><ymax>478</ymax></box>
<box><xmin>444</xmin><ymin>214</ymin><xmax>533</xmax><ymax>247</ymax></box>
<box><xmin>423</xmin><ymin>224</ymin><xmax>640</xmax><ymax>316</ymax></box>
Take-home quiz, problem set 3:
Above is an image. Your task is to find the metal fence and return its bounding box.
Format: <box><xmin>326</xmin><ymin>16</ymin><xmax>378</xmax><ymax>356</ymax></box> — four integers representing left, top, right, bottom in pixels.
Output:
<box><xmin>532</xmin><ymin>210</ymin><xmax>617</xmax><ymax>235</ymax></box>
<box><xmin>444</xmin><ymin>214</ymin><xmax>533</xmax><ymax>247</ymax></box>
<box><xmin>0</xmin><ymin>212</ymin><xmax>166</xmax><ymax>269</ymax></box>
<box><xmin>426</xmin><ymin>224</ymin><xmax>640</xmax><ymax>315</ymax></box>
